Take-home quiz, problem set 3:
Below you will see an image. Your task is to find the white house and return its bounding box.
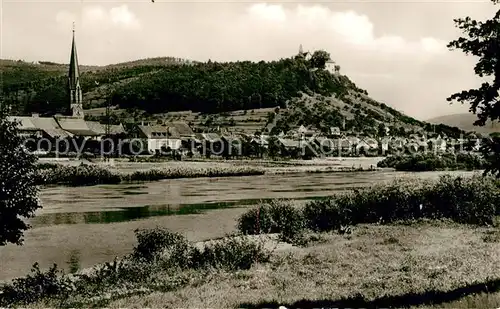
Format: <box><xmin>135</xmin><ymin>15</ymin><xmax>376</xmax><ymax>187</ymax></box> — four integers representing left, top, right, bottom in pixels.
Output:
<box><xmin>137</xmin><ymin>125</ymin><xmax>182</xmax><ymax>153</ymax></box>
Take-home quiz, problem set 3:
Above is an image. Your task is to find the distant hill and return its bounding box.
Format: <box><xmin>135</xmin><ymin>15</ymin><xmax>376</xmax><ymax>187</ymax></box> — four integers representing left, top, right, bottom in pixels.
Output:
<box><xmin>1</xmin><ymin>53</ymin><xmax>467</xmax><ymax>138</ymax></box>
<box><xmin>426</xmin><ymin>113</ymin><xmax>500</xmax><ymax>134</ymax></box>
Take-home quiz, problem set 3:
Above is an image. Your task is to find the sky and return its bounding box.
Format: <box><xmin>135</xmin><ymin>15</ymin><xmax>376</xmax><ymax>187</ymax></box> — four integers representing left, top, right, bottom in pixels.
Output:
<box><xmin>1</xmin><ymin>0</ymin><xmax>497</xmax><ymax>120</ymax></box>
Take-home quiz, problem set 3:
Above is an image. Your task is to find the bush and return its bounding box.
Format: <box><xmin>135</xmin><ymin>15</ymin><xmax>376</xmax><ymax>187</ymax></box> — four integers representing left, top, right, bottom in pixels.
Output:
<box><xmin>377</xmin><ymin>152</ymin><xmax>486</xmax><ymax>172</ymax></box>
<box><xmin>0</xmin><ymin>263</ymin><xmax>74</xmax><ymax>306</ymax></box>
<box><xmin>237</xmin><ymin>205</ymin><xmax>275</xmax><ymax>235</ymax></box>
<box><xmin>237</xmin><ymin>175</ymin><xmax>500</xmax><ymax>241</ymax></box>
<box><xmin>303</xmin><ymin>197</ymin><xmax>353</xmax><ymax>232</ymax></box>
<box><xmin>422</xmin><ymin>175</ymin><xmax>498</xmax><ymax>225</ymax></box>
<box><xmin>36</xmin><ymin>162</ymin><xmax>60</xmax><ymax>170</ymax></box>
<box><xmin>34</xmin><ymin>164</ymin><xmax>265</xmax><ymax>187</ymax></box>
<box><xmin>237</xmin><ymin>200</ymin><xmax>304</xmax><ymax>239</ymax></box>
<box><xmin>131</xmin><ymin>227</ymin><xmax>271</xmax><ymax>270</ymax></box>
<box><xmin>190</xmin><ymin>237</ymin><xmax>271</xmax><ymax>270</ymax></box>
<box><xmin>1</xmin><ymin>227</ymin><xmax>272</xmax><ymax>307</ymax></box>
<box><xmin>132</xmin><ymin>228</ymin><xmax>190</xmax><ymax>264</ymax></box>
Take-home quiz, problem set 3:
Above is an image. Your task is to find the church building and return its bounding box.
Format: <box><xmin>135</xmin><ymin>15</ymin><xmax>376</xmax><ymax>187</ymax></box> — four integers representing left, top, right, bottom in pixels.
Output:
<box><xmin>8</xmin><ymin>25</ymin><xmax>125</xmax><ymax>147</ymax></box>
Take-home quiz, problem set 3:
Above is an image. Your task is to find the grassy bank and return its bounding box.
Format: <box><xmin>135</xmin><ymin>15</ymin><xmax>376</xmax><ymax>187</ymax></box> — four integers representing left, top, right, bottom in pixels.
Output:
<box><xmin>35</xmin><ymin>164</ymin><xmax>265</xmax><ymax>186</ymax></box>
<box><xmin>377</xmin><ymin>152</ymin><xmax>486</xmax><ymax>171</ymax></box>
<box><xmin>2</xmin><ymin>174</ymin><xmax>500</xmax><ymax>308</ymax></box>
<box><xmin>34</xmin><ymin>161</ymin><xmax>380</xmax><ymax>187</ymax></box>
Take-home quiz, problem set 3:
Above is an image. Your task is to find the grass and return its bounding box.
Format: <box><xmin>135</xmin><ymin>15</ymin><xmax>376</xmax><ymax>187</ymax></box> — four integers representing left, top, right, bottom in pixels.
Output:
<box><xmin>6</xmin><ymin>223</ymin><xmax>500</xmax><ymax>308</ymax></box>
<box><xmin>34</xmin><ymin>158</ymin><xmax>382</xmax><ymax>187</ymax></box>
<box><xmin>0</xmin><ymin>228</ymin><xmax>272</xmax><ymax>308</ymax></box>
<box><xmin>35</xmin><ymin>164</ymin><xmax>265</xmax><ymax>186</ymax></box>
<box><xmin>105</xmin><ymin>223</ymin><xmax>500</xmax><ymax>308</ymax></box>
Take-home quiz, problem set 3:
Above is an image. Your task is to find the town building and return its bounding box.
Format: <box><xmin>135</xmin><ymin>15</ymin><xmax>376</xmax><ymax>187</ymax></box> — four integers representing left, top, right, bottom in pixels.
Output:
<box><xmin>8</xmin><ymin>25</ymin><xmax>126</xmax><ymax>152</ymax></box>
<box><xmin>137</xmin><ymin>124</ymin><xmax>182</xmax><ymax>154</ymax></box>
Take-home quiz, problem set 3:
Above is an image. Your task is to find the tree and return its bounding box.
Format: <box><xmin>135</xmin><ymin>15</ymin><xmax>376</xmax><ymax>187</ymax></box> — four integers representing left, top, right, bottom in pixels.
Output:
<box><xmin>309</xmin><ymin>50</ymin><xmax>331</xmax><ymax>69</ymax></box>
<box><xmin>0</xmin><ymin>110</ymin><xmax>41</xmax><ymax>245</ymax></box>
<box><xmin>446</xmin><ymin>0</ymin><xmax>500</xmax><ymax>176</ymax></box>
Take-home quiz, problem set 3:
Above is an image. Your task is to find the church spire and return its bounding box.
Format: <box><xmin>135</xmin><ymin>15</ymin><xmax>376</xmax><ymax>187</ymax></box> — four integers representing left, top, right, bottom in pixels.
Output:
<box><xmin>68</xmin><ymin>23</ymin><xmax>83</xmax><ymax>118</ymax></box>
<box><xmin>299</xmin><ymin>44</ymin><xmax>304</xmax><ymax>55</ymax></box>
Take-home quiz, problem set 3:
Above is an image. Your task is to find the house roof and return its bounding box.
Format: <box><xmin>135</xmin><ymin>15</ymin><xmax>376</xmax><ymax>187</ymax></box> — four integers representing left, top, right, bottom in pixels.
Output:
<box><xmin>221</xmin><ymin>134</ymin><xmax>242</xmax><ymax>143</ymax></box>
<box><xmin>31</xmin><ymin>117</ymin><xmax>73</xmax><ymax>138</ymax></box>
<box><xmin>251</xmin><ymin>136</ymin><xmax>269</xmax><ymax>145</ymax></box>
<box><xmin>56</xmin><ymin>117</ymin><xmax>101</xmax><ymax>136</ymax></box>
<box><xmin>6</xmin><ymin>116</ymin><xmax>39</xmax><ymax>131</ymax></box>
<box><xmin>86</xmin><ymin>121</ymin><xmax>106</xmax><ymax>135</ymax></box>
<box><xmin>278</xmin><ymin>138</ymin><xmax>300</xmax><ymax>148</ymax></box>
<box><xmin>86</xmin><ymin>122</ymin><xmax>126</xmax><ymax>135</ymax></box>
<box><xmin>138</xmin><ymin>125</ymin><xmax>181</xmax><ymax>139</ymax></box>
<box><xmin>165</xmin><ymin>122</ymin><xmax>194</xmax><ymax>136</ymax></box>
<box><xmin>202</xmin><ymin>133</ymin><xmax>221</xmax><ymax>142</ymax></box>
<box><xmin>109</xmin><ymin>124</ymin><xmax>126</xmax><ymax>135</ymax></box>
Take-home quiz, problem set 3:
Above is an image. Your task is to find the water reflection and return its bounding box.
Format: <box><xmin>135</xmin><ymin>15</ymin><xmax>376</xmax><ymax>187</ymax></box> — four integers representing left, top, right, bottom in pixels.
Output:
<box><xmin>31</xmin><ymin>196</ymin><xmax>329</xmax><ymax>226</ymax></box>
<box><xmin>67</xmin><ymin>250</ymin><xmax>81</xmax><ymax>274</ymax></box>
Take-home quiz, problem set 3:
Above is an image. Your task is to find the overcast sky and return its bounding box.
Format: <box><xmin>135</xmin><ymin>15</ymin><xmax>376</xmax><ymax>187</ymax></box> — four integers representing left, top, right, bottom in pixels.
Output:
<box><xmin>1</xmin><ymin>0</ymin><xmax>496</xmax><ymax>120</ymax></box>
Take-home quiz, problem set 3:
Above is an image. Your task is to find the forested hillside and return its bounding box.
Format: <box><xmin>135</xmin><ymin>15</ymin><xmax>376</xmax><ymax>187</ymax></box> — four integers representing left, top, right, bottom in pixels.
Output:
<box><xmin>0</xmin><ymin>57</ymin><xmax>193</xmax><ymax>115</ymax></box>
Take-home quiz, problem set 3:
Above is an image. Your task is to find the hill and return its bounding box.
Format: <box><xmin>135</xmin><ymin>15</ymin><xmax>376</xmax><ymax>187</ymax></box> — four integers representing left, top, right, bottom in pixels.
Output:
<box><xmin>0</xmin><ymin>57</ymin><xmax>196</xmax><ymax>114</ymax></box>
<box><xmin>426</xmin><ymin>113</ymin><xmax>500</xmax><ymax>135</ymax></box>
<box><xmin>1</xmin><ymin>52</ymin><xmax>467</xmax><ymax>137</ymax></box>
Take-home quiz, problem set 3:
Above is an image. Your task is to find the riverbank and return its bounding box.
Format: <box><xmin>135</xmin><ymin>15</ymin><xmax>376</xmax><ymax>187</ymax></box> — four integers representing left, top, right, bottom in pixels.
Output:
<box><xmin>3</xmin><ymin>174</ymin><xmax>500</xmax><ymax>308</ymax></box>
<box><xmin>1</xmin><ymin>170</ymin><xmax>478</xmax><ymax>282</ymax></box>
<box><xmin>108</xmin><ymin>223</ymin><xmax>500</xmax><ymax>309</ymax></box>
<box><xmin>6</xmin><ymin>222</ymin><xmax>500</xmax><ymax>308</ymax></box>
<box><xmin>36</xmin><ymin>157</ymin><xmax>385</xmax><ymax>187</ymax></box>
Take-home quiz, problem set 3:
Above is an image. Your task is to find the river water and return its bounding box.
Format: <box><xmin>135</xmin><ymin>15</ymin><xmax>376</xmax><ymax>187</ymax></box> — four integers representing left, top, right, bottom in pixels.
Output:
<box><xmin>0</xmin><ymin>170</ymin><xmax>477</xmax><ymax>281</ymax></box>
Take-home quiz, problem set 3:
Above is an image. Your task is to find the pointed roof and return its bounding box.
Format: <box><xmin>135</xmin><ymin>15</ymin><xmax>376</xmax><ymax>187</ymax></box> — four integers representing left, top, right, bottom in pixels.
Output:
<box><xmin>68</xmin><ymin>25</ymin><xmax>80</xmax><ymax>89</ymax></box>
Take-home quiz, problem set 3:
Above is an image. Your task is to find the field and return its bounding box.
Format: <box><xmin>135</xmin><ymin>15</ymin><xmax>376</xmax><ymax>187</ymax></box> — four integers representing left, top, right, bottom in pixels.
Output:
<box><xmin>86</xmin><ymin>107</ymin><xmax>276</xmax><ymax>134</ymax></box>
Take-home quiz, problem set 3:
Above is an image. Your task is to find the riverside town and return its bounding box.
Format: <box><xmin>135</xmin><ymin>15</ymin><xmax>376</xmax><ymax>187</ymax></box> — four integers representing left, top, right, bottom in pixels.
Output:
<box><xmin>1</xmin><ymin>1</ymin><xmax>500</xmax><ymax>307</ymax></box>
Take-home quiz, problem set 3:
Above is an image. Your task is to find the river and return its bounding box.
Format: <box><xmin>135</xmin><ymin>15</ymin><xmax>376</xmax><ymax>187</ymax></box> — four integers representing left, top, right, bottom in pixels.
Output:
<box><xmin>0</xmin><ymin>170</ymin><xmax>477</xmax><ymax>281</ymax></box>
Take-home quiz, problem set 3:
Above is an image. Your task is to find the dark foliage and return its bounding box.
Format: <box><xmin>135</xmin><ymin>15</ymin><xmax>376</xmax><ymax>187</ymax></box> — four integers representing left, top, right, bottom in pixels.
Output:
<box><xmin>237</xmin><ymin>175</ymin><xmax>500</xmax><ymax>239</ymax></box>
<box><xmin>446</xmin><ymin>0</ymin><xmax>500</xmax><ymax>176</ymax></box>
<box><xmin>0</xmin><ymin>111</ymin><xmax>41</xmax><ymax>245</ymax></box>
<box><xmin>377</xmin><ymin>152</ymin><xmax>487</xmax><ymax>171</ymax></box>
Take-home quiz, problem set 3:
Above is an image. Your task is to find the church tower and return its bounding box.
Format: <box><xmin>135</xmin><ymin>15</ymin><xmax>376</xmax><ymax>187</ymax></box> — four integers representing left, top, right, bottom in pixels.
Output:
<box><xmin>68</xmin><ymin>24</ymin><xmax>84</xmax><ymax>118</ymax></box>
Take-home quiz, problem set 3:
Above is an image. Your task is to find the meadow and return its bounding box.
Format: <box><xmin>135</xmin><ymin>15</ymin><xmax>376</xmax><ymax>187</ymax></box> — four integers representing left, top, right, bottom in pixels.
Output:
<box><xmin>2</xmin><ymin>174</ymin><xmax>499</xmax><ymax>308</ymax></box>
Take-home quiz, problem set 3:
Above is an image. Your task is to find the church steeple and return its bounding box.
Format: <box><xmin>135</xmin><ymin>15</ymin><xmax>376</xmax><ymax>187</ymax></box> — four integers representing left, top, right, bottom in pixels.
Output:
<box><xmin>68</xmin><ymin>23</ymin><xmax>83</xmax><ymax>118</ymax></box>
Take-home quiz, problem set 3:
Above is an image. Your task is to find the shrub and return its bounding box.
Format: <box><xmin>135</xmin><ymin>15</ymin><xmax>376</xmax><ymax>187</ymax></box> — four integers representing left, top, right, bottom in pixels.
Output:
<box><xmin>303</xmin><ymin>197</ymin><xmax>352</xmax><ymax>232</ymax></box>
<box><xmin>132</xmin><ymin>228</ymin><xmax>190</xmax><ymax>264</ymax></box>
<box><xmin>36</xmin><ymin>162</ymin><xmax>60</xmax><ymax>170</ymax></box>
<box><xmin>237</xmin><ymin>204</ymin><xmax>275</xmax><ymax>235</ymax></box>
<box><xmin>238</xmin><ymin>175</ymin><xmax>500</xmax><ymax>240</ymax></box>
<box><xmin>131</xmin><ymin>227</ymin><xmax>271</xmax><ymax>271</ymax></box>
<box><xmin>378</xmin><ymin>152</ymin><xmax>486</xmax><ymax>172</ymax></box>
<box><xmin>0</xmin><ymin>263</ymin><xmax>74</xmax><ymax>306</ymax></box>
<box><xmin>190</xmin><ymin>237</ymin><xmax>271</xmax><ymax>270</ymax></box>
<box><xmin>237</xmin><ymin>200</ymin><xmax>304</xmax><ymax>238</ymax></box>
<box><xmin>422</xmin><ymin>175</ymin><xmax>498</xmax><ymax>225</ymax></box>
